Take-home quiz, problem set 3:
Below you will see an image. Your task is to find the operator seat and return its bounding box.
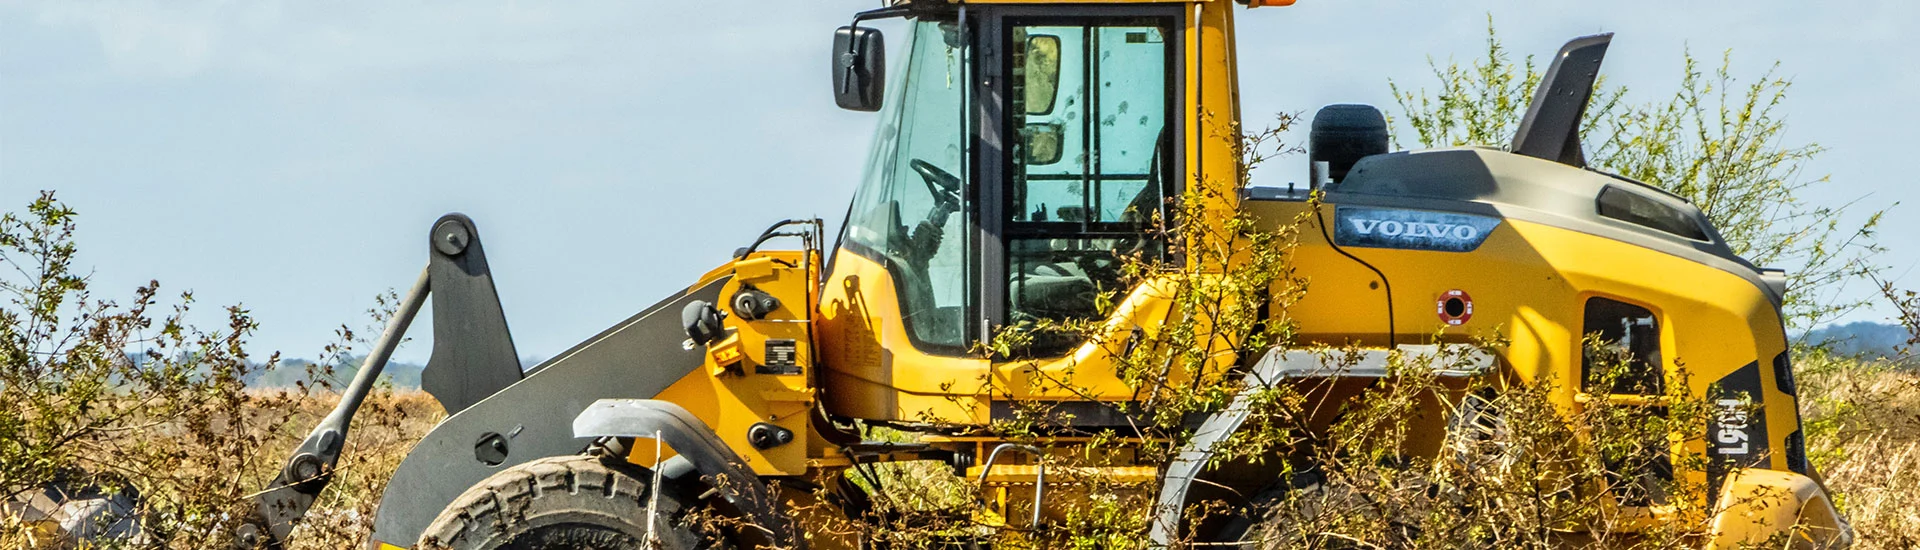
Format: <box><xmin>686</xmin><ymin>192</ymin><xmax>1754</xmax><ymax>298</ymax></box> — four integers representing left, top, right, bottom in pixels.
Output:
<box><xmin>1009</xmin><ymin>128</ymin><xmax>1168</xmax><ymax>324</ymax></box>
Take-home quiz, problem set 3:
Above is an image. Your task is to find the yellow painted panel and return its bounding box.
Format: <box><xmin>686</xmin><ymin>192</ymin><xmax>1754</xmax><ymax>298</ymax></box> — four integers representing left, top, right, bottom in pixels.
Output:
<box><xmin>816</xmin><ymin>251</ymin><xmax>990</xmax><ymax>423</ymax></box>
<box><xmin>647</xmin><ymin>250</ymin><xmax>822</xmax><ymax>476</ymax></box>
<box><xmin>1250</xmin><ymin>197</ymin><xmax>1797</xmax><ymax>480</ymax></box>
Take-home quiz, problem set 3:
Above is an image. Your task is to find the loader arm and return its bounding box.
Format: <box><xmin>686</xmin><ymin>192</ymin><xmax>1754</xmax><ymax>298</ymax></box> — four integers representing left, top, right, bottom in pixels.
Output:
<box><xmin>368</xmin><ymin>277</ymin><xmax>723</xmax><ymax>547</ymax></box>
<box><xmin>239</xmin><ymin>214</ymin><xmax>529</xmax><ymax>548</ymax></box>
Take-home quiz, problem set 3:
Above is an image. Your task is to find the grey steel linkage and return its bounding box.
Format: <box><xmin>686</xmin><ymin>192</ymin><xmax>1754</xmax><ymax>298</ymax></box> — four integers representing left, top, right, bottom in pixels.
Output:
<box><xmin>239</xmin><ymin>267</ymin><xmax>430</xmax><ymax>548</ymax></box>
<box><xmin>976</xmin><ymin>443</ymin><xmax>1047</xmax><ymax>530</ymax></box>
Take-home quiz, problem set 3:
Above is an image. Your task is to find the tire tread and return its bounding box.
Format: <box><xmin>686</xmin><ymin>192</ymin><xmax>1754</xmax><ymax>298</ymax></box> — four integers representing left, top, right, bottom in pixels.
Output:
<box><xmin>419</xmin><ymin>454</ymin><xmax>702</xmax><ymax>550</ymax></box>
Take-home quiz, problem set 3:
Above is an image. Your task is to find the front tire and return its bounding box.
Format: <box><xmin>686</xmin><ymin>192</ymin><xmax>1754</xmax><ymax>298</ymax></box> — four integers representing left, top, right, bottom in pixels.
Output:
<box><xmin>418</xmin><ymin>455</ymin><xmax>721</xmax><ymax>550</ymax></box>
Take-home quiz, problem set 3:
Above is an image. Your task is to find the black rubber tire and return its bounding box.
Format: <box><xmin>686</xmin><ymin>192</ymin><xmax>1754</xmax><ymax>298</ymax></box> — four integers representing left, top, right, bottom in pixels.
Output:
<box><xmin>1208</xmin><ymin>469</ymin><xmax>1318</xmax><ymax>547</ymax></box>
<box><xmin>418</xmin><ymin>454</ymin><xmax>721</xmax><ymax>550</ymax></box>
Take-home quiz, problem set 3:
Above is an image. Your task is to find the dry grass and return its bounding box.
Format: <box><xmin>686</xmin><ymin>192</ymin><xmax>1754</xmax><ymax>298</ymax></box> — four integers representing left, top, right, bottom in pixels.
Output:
<box><xmin>257</xmin><ymin>389</ymin><xmax>443</xmax><ymax>550</ymax></box>
<box><xmin>0</xmin><ymin>387</ymin><xmax>442</xmax><ymax>549</ymax></box>
<box><xmin>14</xmin><ymin>365</ymin><xmax>1915</xmax><ymax>549</ymax></box>
<box><xmin>1799</xmin><ymin>356</ymin><xmax>1920</xmax><ymax>549</ymax></box>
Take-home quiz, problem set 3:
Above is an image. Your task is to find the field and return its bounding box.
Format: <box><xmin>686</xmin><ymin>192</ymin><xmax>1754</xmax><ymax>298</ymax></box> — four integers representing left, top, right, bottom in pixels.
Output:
<box><xmin>1798</xmin><ymin>356</ymin><xmax>1920</xmax><ymax>548</ymax></box>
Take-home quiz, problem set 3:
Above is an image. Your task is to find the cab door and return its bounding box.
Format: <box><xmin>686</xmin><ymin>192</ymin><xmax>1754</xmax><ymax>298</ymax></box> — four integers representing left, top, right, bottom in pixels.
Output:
<box><xmin>818</xmin><ymin>5</ymin><xmax>1191</xmax><ymax>424</ymax></box>
<box><xmin>976</xmin><ymin>6</ymin><xmax>1185</xmax><ymax>417</ymax></box>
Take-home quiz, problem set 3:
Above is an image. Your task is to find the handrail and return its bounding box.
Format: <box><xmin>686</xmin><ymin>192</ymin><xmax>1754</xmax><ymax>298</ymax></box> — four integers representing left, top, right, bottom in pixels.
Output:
<box><xmin>976</xmin><ymin>443</ymin><xmax>1047</xmax><ymax>530</ymax></box>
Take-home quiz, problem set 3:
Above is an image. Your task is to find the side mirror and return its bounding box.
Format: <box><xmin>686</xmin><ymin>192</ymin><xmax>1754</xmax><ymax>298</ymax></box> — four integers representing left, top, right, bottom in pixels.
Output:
<box><xmin>832</xmin><ymin>26</ymin><xmax>886</xmax><ymax>112</ymax></box>
<box><xmin>1022</xmin><ymin>35</ymin><xmax>1062</xmax><ymax>116</ymax></box>
<box><xmin>1021</xmin><ymin>122</ymin><xmax>1064</xmax><ymax>165</ymax></box>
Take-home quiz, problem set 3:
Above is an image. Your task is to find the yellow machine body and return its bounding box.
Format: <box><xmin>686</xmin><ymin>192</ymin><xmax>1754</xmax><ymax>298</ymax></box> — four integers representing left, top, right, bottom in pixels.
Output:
<box><xmin>335</xmin><ymin>1</ymin><xmax>1850</xmax><ymax>548</ymax></box>
<box><xmin>793</xmin><ymin>0</ymin><xmax>1840</xmax><ymax>545</ymax></box>
<box><xmin>639</xmin><ymin>250</ymin><xmax>825</xmax><ymax>476</ymax></box>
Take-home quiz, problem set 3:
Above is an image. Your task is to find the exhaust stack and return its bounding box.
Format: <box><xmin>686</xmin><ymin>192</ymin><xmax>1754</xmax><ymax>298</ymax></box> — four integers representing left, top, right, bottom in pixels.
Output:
<box><xmin>1511</xmin><ymin>33</ymin><xmax>1613</xmax><ymax>168</ymax></box>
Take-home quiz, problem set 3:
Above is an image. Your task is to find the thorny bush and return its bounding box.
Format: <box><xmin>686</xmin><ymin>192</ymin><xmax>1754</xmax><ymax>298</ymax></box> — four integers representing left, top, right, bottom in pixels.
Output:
<box><xmin>0</xmin><ymin>191</ymin><xmax>427</xmax><ymax>549</ymax></box>
<box><xmin>1391</xmin><ymin>18</ymin><xmax>1885</xmax><ymax>335</ymax></box>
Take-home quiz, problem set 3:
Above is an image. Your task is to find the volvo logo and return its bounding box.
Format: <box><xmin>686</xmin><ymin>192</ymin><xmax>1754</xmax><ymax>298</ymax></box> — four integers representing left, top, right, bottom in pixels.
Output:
<box><xmin>1347</xmin><ymin>219</ymin><xmax>1482</xmax><ymax>241</ymax></box>
<box><xmin>1333</xmin><ymin>206</ymin><xmax>1502</xmax><ymax>253</ymax></box>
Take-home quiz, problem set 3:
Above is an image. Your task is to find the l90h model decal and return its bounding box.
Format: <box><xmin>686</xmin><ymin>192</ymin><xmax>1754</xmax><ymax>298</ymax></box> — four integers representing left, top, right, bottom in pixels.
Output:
<box><xmin>1707</xmin><ymin>361</ymin><xmax>1771</xmax><ymax>491</ymax></box>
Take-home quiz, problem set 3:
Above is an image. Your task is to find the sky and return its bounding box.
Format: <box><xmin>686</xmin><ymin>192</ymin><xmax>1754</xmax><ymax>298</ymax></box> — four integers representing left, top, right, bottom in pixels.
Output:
<box><xmin>1</xmin><ymin>0</ymin><xmax>1914</xmax><ymax>364</ymax></box>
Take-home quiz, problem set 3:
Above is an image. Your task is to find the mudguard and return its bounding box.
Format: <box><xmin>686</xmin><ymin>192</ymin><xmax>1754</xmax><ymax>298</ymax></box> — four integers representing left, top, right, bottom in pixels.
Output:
<box><xmin>368</xmin><ymin>276</ymin><xmax>727</xmax><ymax>547</ymax></box>
<box><xmin>1707</xmin><ymin>468</ymin><xmax>1852</xmax><ymax>549</ymax></box>
<box><xmin>574</xmin><ymin>399</ymin><xmax>800</xmax><ymax>548</ymax></box>
<box><xmin>1148</xmin><ymin>345</ymin><xmax>1495</xmax><ymax>546</ymax></box>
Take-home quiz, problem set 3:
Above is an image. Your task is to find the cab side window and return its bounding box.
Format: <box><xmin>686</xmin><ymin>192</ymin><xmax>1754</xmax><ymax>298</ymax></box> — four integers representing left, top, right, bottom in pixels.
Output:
<box><xmin>1582</xmin><ymin>297</ymin><xmax>1663</xmax><ymax>395</ymax></box>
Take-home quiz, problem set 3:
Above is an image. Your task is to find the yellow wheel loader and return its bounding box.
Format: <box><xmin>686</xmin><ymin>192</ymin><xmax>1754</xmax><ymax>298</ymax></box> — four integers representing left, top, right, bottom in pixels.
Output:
<box><xmin>235</xmin><ymin>1</ymin><xmax>1851</xmax><ymax>548</ymax></box>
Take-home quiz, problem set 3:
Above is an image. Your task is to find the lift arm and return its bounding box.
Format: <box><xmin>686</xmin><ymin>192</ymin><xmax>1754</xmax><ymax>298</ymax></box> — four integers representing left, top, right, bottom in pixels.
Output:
<box><xmin>237</xmin><ymin>269</ymin><xmax>429</xmax><ymax>548</ymax></box>
<box><xmin>236</xmin><ymin>214</ymin><xmax>526</xmax><ymax>548</ymax></box>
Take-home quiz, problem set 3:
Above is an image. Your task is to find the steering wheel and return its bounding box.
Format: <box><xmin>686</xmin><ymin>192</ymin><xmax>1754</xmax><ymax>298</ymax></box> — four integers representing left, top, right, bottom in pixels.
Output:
<box><xmin>909</xmin><ymin>159</ymin><xmax>962</xmax><ymax>207</ymax></box>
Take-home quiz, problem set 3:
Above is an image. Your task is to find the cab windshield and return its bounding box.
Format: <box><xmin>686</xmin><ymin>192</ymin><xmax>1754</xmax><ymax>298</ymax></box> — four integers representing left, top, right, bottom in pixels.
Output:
<box><xmin>843</xmin><ymin>18</ymin><xmax>973</xmax><ymax>351</ymax></box>
<box><xmin>838</xmin><ymin>13</ymin><xmax>1174</xmax><ymax>357</ymax></box>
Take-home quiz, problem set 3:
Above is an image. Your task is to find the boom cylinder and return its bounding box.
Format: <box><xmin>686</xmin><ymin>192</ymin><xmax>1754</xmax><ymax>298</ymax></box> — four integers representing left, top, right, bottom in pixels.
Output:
<box><xmin>239</xmin><ymin>267</ymin><xmax>430</xmax><ymax>548</ymax></box>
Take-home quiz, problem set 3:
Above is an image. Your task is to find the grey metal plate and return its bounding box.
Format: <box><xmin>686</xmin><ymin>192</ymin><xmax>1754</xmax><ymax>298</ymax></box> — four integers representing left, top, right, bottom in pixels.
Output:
<box><xmin>421</xmin><ymin>214</ymin><xmax>526</xmax><ymax>416</ymax></box>
<box><xmin>1149</xmin><ymin>344</ymin><xmax>1494</xmax><ymax>546</ymax></box>
<box><xmin>370</xmin><ymin>277</ymin><xmax>726</xmax><ymax>547</ymax></box>
<box><xmin>1247</xmin><ymin>345</ymin><xmax>1497</xmax><ymax>380</ymax></box>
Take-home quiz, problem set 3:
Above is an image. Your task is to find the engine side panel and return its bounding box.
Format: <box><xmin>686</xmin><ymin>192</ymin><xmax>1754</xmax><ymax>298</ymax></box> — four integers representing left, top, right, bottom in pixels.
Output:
<box><xmin>1246</xmin><ymin>179</ymin><xmax>1800</xmax><ymax>488</ymax></box>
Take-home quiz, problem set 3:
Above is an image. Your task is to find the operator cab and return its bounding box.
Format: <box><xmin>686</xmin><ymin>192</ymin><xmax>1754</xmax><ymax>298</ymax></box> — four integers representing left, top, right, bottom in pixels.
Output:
<box><xmin>816</xmin><ymin>3</ymin><xmax>1216</xmax><ymax>422</ymax></box>
<box><xmin>831</xmin><ymin>4</ymin><xmax>1180</xmax><ymax>354</ymax></box>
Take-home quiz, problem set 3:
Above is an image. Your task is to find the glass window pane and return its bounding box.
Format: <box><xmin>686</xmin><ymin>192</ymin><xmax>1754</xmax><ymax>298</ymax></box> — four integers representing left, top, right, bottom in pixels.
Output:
<box><xmin>1581</xmin><ymin>296</ymin><xmax>1674</xmax><ymax>506</ymax></box>
<box><xmin>1009</xmin><ymin>23</ymin><xmax>1167</xmax><ymax>227</ymax></box>
<box><xmin>1596</xmin><ymin>186</ymin><xmax>1709</xmax><ymax>241</ymax></box>
<box><xmin>843</xmin><ymin>19</ymin><xmax>972</xmax><ymax>350</ymax></box>
<box><xmin>1008</xmin><ymin>237</ymin><xmax>1134</xmax><ymax>320</ymax></box>
<box><xmin>1005</xmin><ymin>19</ymin><xmax>1169</xmax><ymax>333</ymax></box>
<box><xmin>1091</xmin><ymin>27</ymin><xmax>1165</xmax><ymax>224</ymax></box>
<box><xmin>1582</xmin><ymin>297</ymin><xmax>1664</xmax><ymax>395</ymax></box>
<box><xmin>1011</xmin><ymin>25</ymin><xmax>1089</xmax><ymax>223</ymax></box>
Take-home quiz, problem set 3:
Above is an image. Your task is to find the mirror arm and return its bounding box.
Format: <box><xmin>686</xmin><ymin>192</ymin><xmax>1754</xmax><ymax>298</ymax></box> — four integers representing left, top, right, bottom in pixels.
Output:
<box><xmin>839</xmin><ymin>6</ymin><xmax>911</xmax><ymax>96</ymax></box>
<box><xmin>849</xmin><ymin>5</ymin><xmax>913</xmax><ymax>27</ymax></box>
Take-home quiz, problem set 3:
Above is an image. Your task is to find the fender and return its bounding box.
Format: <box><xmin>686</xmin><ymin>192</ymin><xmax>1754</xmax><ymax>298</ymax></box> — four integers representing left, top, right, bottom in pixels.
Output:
<box><xmin>574</xmin><ymin>399</ymin><xmax>800</xmax><ymax>548</ymax></box>
<box><xmin>1148</xmin><ymin>345</ymin><xmax>1494</xmax><ymax>546</ymax></box>
<box><xmin>1707</xmin><ymin>468</ymin><xmax>1852</xmax><ymax>549</ymax></box>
